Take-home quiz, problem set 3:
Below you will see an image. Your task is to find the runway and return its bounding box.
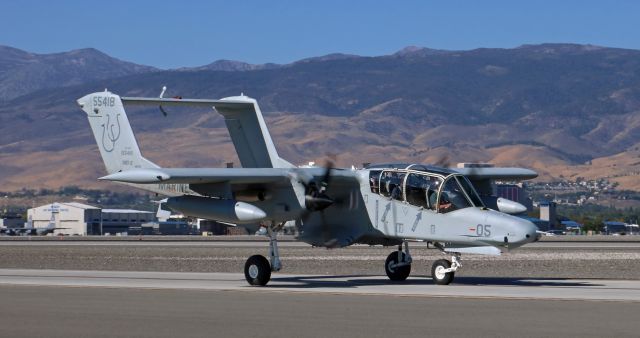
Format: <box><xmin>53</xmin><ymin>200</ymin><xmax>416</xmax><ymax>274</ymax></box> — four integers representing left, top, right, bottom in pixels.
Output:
<box><xmin>0</xmin><ymin>268</ymin><xmax>639</xmax><ymax>301</ymax></box>
<box><xmin>1</xmin><ymin>236</ymin><xmax>639</xmax><ymax>337</ymax></box>
<box><xmin>0</xmin><ymin>269</ymin><xmax>639</xmax><ymax>338</ymax></box>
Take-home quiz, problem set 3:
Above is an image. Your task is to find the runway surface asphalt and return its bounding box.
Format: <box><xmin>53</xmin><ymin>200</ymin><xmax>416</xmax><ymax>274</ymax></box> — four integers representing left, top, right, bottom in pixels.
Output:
<box><xmin>1</xmin><ymin>269</ymin><xmax>639</xmax><ymax>338</ymax></box>
<box><xmin>1</xmin><ymin>239</ymin><xmax>640</xmax><ymax>337</ymax></box>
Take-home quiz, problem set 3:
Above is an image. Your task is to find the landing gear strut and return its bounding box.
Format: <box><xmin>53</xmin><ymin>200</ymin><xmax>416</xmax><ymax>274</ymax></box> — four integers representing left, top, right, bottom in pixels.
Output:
<box><xmin>385</xmin><ymin>241</ymin><xmax>412</xmax><ymax>281</ymax></box>
<box><xmin>244</xmin><ymin>222</ymin><xmax>283</xmax><ymax>286</ymax></box>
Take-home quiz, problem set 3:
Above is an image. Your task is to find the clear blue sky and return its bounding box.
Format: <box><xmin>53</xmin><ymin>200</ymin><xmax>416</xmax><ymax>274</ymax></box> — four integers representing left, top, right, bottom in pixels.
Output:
<box><xmin>1</xmin><ymin>0</ymin><xmax>638</xmax><ymax>69</ymax></box>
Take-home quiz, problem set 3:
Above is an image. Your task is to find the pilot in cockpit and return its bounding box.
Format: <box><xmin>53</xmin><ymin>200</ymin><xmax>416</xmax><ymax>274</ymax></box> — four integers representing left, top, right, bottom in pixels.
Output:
<box><xmin>426</xmin><ymin>178</ymin><xmax>442</xmax><ymax>210</ymax></box>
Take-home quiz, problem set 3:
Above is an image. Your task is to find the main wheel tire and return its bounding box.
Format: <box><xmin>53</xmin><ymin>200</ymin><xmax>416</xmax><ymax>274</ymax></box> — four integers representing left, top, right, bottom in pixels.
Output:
<box><xmin>244</xmin><ymin>255</ymin><xmax>271</xmax><ymax>286</ymax></box>
<box><xmin>385</xmin><ymin>252</ymin><xmax>411</xmax><ymax>281</ymax></box>
<box><xmin>431</xmin><ymin>259</ymin><xmax>454</xmax><ymax>285</ymax></box>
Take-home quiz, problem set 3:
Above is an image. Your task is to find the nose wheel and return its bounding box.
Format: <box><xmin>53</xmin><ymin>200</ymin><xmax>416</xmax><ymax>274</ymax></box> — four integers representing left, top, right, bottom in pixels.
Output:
<box><xmin>431</xmin><ymin>254</ymin><xmax>461</xmax><ymax>285</ymax></box>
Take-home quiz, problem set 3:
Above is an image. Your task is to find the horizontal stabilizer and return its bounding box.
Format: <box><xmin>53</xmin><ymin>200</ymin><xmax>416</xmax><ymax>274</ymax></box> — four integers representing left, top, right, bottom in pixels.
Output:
<box><xmin>121</xmin><ymin>96</ymin><xmax>253</xmax><ymax>109</ymax></box>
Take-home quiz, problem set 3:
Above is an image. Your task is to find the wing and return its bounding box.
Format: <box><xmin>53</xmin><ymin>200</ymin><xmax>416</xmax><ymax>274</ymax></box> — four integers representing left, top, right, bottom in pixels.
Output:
<box><xmin>452</xmin><ymin>167</ymin><xmax>537</xmax><ymax>196</ymax></box>
<box><xmin>99</xmin><ymin>167</ymin><xmax>358</xmax><ymax>185</ymax></box>
<box><xmin>100</xmin><ymin>167</ymin><xmax>360</xmax><ymax>202</ymax></box>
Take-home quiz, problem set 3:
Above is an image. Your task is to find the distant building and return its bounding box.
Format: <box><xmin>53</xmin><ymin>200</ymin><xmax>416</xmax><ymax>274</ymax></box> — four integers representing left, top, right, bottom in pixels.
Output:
<box><xmin>100</xmin><ymin>209</ymin><xmax>154</xmax><ymax>235</ymax></box>
<box><xmin>27</xmin><ymin>202</ymin><xmax>153</xmax><ymax>236</ymax></box>
<box><xmin>140</xmin><ymin>220</ymin><xmax>194</xmax><ymax>235</ymax></box>
<box><xmin>561</xmin><ymin>220</ymin><xmax>583</xmax><ymax>233</ymax></box>
<box><xmin>495</xmin><ymin>183</ymin><xmax>533</xmax><ymax>211</ymax></box>
<box><xmin>539</xmin><ymin>201</ymin><xmax>559</xmax><ymax>229</ymax></box>
<box><xmin>28</xmin><ymin>202</ymin><xmax>102</xmax><ymax>235</ymax></box>
<box><xmin>0</xmin><ymin>214</ymin><xmax>25</xmax><ymax>228</ymax></box>
<box><xmin>603</xmin><ymin>221</ymin><xmax>629</xmax><ymax>235</ymax></box>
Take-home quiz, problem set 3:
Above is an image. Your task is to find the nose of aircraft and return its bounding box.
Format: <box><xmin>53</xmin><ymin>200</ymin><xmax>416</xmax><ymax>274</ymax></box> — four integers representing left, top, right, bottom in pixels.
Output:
<box><xmin>511</xmin><ymin>217</ymin><xmax>539</xmax><ymax>245</ymax></box>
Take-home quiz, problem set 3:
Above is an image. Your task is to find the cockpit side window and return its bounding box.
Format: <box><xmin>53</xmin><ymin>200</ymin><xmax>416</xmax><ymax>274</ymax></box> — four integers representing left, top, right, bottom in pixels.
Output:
<box><xmin>369</xmin><ymin>170</ymin><xmax>382</xmax><ymax>194</ymax></box>
<box><xmin>438</xmin><ymin>177</ymin><xmax>472</xmax><ymax>213</ymax></box>
<box><xmin>379</xmin><ymin>171</ymin><xmax>393</xmax><ymax>197</ymax></box>
<box><xmin>405</xmin><ymin>173</ymin><xmax>428</xmax><ymax>209</ymax></box>
<box><xmin>405</xmin><ymin>173</ymin><xmax>441</xmax><ymax>210</ymax></box>
<box><xmin>379</xmin><ymin>170</ymin><xmax>405</xmax><ymax>200</ymax></box>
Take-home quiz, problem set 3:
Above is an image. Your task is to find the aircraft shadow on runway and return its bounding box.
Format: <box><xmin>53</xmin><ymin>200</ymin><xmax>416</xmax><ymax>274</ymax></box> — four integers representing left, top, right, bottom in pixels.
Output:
<box><xmin>268</xmin><ymin>275</ymin><xmax>603</xmax><ymax>288</ymax></box>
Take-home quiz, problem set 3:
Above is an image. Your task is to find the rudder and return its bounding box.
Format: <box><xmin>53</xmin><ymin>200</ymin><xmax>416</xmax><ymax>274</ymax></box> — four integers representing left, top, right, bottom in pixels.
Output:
<box><xmin>77</xmin><ymin>91</ymin><xmax>159</xmax><ymax>174</ymax></box>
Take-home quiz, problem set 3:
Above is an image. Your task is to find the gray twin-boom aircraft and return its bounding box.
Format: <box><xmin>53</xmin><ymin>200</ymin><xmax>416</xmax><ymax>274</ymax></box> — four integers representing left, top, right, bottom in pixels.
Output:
<box><xmin>77</xmin><ymin>90</ymin><xmax>539</xmax><ymax>286</ymax></box>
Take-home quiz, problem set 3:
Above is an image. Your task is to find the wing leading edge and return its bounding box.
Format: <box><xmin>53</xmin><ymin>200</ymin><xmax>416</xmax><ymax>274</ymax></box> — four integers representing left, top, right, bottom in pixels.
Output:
<box><xmin>99</xmin><ymin>167</ymin><xmax>360</xmax><ymax>186</ymax></box>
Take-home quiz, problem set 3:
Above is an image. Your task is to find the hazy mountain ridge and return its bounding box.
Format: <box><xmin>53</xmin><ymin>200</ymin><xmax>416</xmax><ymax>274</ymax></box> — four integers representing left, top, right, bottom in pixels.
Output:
<box><xmin>1</xmin><ymin>43</ymin><xmax>639</xmax><ymax>191</ymax></box>
<box><xmin>0</xmin><ymin>45</ymin><xmax>157</xmax><ymax>101</ymax></box>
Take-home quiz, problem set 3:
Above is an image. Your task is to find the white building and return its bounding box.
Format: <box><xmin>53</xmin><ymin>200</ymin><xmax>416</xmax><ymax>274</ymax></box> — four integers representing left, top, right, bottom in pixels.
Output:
<box><xmin>28</xmin><ymin>202</ymin><xmax>101</xmax><ymax>235</ymax></box>
<box><xmin>27</xmin><ymin>202</ymin><xmax>154</xmax><ymax>236</ymax></box>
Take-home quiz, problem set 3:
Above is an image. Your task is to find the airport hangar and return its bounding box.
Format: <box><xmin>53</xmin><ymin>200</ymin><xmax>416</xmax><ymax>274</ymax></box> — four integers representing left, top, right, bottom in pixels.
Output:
<box><xmin>28</xmin><ymin>202</ymin><xmax>154</xmax><ymax>235</ymax></box>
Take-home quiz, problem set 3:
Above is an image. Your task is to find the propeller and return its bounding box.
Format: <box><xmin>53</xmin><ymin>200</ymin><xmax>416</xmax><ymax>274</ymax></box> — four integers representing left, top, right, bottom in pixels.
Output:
<box><xmin>294</xmin><ymin>158</ymin><xmax>339</xmax><ymax>247</ymax></box>
<box><xmin>301</xmin><ymin>160</ymin><xmax>334</xmax><ymax>212</ymax></box>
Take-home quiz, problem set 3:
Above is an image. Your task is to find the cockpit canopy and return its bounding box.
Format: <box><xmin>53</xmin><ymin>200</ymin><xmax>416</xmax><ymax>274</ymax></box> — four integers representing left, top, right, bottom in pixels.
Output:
<box><xmin>368</xmin><ymin>164</ymin><xmax>484</xmax><ymax>213</ymax></box>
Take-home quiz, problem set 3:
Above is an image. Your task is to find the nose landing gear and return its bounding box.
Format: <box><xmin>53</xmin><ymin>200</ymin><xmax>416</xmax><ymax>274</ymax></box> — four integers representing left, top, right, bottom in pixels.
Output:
<box><xmin>431</xmin><ymin>252</ymin><xmax>461</xmax><ymax>285</ymax></box>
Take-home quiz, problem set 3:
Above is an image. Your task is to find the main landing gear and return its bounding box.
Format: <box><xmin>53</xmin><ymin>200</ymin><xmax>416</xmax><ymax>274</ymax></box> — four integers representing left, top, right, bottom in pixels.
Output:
<box><xmin>385</xmin><ymin>241</ymin><xmax>412</xmax><ymax>281</ymax></box>
<box><xmin>244</xmin><ymin>222</ymin><xmax>282</xmax><ymax>286</ymax></box>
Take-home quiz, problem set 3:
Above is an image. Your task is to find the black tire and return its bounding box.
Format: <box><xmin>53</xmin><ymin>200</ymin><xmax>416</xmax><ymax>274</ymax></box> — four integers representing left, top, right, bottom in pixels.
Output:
<box><xmin>431</xmin><ymin>259</ymin><xmax>454</xmax><ymax>285</ymax></box>
<box><xmin>385</xmin><ymin>252</ymin><xmax>411</xmax><ymax>281</ymax></box>
<box><xmin>244</xmin><ymin>255</ymin><xmax>271</xmax><ymax>286</ymax></box>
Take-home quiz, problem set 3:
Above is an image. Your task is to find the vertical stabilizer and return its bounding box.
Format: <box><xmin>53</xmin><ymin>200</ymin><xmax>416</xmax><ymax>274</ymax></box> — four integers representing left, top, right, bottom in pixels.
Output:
<box><xmin>77</xmin><ymin>91</ymin><xmax>159</xmax><ymax>174</ymax></box>
<box><xmin>217</xmin><ymin>95</ymin><xmax>294</xmax><ymax>168</ymax></box>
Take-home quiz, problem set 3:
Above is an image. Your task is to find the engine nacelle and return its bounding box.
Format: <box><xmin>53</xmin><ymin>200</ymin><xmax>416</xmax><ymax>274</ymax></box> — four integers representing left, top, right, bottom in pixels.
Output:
<box><xmin>166</xmin><ymin>195</ymin><xmax>267</xmax><ymax>224</ymax></box>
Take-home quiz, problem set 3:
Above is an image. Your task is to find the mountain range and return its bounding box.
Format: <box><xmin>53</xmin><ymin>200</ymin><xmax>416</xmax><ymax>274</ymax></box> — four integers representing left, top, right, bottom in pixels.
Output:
<box><xmin>0</xmin><ymin>43</ymin><xmax>639</xmax><ymax>192</ymax></box>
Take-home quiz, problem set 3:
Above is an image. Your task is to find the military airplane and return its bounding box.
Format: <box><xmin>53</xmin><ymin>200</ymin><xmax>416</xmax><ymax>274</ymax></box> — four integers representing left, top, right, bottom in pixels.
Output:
<box><xmin>0</xmin><ymin>215</ymin><xmax>67</xmax><ymax>236</ymax></box>
<box><xmin>77</xmin><ymin>90</ymin><xmax>539</xmax><ymax>286</ymax></box>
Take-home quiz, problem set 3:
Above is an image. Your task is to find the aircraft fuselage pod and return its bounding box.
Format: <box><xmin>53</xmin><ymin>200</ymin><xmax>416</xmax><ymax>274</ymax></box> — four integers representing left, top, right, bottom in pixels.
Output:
<box><xmin>295</xmin><ymin>163</ymin><xmax>538</xmax><ymax>252</ymax></box>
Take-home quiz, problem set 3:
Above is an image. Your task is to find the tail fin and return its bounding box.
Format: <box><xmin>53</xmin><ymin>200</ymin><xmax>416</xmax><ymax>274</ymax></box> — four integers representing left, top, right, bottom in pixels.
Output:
<box><xmin>47</xmin><ymin>212</ymin><xmax>56</xmax><ymax>229</ymax></box>
<box><xmin>217</xmin><ymin>95</ymin><xmax>294</xmax><ymax>168</ymax></box>
<box><xmin>155</xmin><ymin>199</ymin><xmax>171</xmax><ymax>222</ymax></box>
<box><xmin>77</xmin><ymin>91</ymin><xmax>159</xmax><ymax>174</ymax></box>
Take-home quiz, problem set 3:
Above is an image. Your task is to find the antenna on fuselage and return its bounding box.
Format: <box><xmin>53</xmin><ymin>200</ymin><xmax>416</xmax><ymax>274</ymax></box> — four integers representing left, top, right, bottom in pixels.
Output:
<box><xmin>159</xmin><ymin>86</ymin><xmax>168</xmax><ymax>116</ymax></box>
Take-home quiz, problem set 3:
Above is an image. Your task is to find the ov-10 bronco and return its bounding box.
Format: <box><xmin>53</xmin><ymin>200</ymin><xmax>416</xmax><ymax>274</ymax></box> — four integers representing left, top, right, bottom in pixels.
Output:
<box><xmin>77</xmin><ymin>90</ymin><xmax>539</xmax><ymax>286</ymax></box>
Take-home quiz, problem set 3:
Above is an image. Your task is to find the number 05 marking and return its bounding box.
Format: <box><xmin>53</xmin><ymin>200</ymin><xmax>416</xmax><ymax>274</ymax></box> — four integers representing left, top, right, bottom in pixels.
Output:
<box><xmin>476</xmin><ymin>224</ymin><xmax>492</xmax><ymax>237</ymax></box>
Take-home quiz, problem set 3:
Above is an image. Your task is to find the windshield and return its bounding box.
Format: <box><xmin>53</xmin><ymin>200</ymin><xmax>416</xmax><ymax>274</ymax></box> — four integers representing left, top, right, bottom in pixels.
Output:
<box><xmin>455</xmin><ymin>176</ymin><xmax>484</xmax><ymax>207</ymax></box>
<box><xmin>438</xmin><ymin>177</ymin><xmax>472</xmax><ymax>213</ymax></box>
